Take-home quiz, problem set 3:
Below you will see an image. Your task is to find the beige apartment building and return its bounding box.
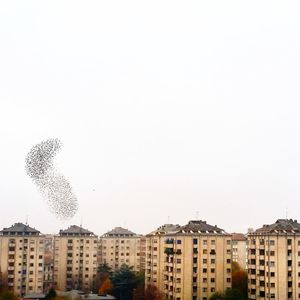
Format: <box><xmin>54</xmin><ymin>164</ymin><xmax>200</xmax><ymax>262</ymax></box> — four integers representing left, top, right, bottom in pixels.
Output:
<box><xmin>146</xmin><ymin>220</ymin><xmax>232</xmax><ymax>300</ymax></box>
<box><xmin>53</xmin><ymin>225</ymin><xmax>98</xmax><ymax>292</ymax></box>
<box><xmin>248</xmin><ymin>219</ymin><xmax>300</xmax><ymax>300</ymax></box>
<box><xmin>99</xmin><ymin>227</ymin><xmax>145</xmax><ymax>272</ymax></box>
<box><xmin>0</xmin><ymin>223</ymin><xmax>45</xmax><ymax>297</ymax></box>
<box><xmin>231</xmin><ymin>233</ymin><xmax>247</xmax><ymax>269</ymax></box>
<box><xmin>43</xmin><ymin>234</ymin><xmax>54</xmax><ymax>292</ymax></box>
<box><xmin>146</xmin><ymin>223</ymin><xmax>181</xmax><ymax>290</ymax></box>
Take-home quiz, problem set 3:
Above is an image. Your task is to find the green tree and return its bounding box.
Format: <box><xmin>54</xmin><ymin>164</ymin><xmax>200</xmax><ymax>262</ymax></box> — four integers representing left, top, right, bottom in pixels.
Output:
<box><xmin>45</xmin><ymin>288</ymin><xmax>57</xmax><ymax>300</ymax></box>
<box><xmin>111</xmin><ymin>264</ymin><xmax>140</xmax><ymax>300</ymax></box>
<box><xmin>210</xmin><ymin>292</ymin><xmax>225</xmax><ymax>300</ymax></box>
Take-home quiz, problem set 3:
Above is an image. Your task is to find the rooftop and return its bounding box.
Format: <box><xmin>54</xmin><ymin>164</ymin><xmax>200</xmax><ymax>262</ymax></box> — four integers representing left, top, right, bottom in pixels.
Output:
<box><xmin>253</xmin><ymin>219</ymin><xmax>300</xmax><ymax>235</ymax></box>
<box><xmin>102</xmin><ymin>227</ymin><xmax>137</xmax><ymax>237</ymax></box>
<box><xmin>231</xmin><ymin>233</ymin><xmax>247</xmax><ymax>241</ymax></box>
<box><xmin>59</xmin><ymin>225</ymin><xmax>95</xmax><ymax>237</ymax></box>
<box><xmin>148</xmin><ymin>220</ymin><xmax>227</xmax><ymax>236</ymax></box>
<box><xmin>177</xmin><ymin>220</ymin><xmax>226</xmax><ymax>235</ymax></box>
<box><xmin>0</xmin><ymin>223</ymin><xmax>40</xmax><ymax>236</ymax></box>
<box><xmin>147</xmin><ymin>224</ymin><xmax>181</xmax><ymax>236</ymax></box>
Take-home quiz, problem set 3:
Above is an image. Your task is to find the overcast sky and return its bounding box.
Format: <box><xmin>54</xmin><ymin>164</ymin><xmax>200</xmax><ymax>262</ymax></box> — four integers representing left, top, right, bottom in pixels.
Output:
<box><xmin>0</xmin><ymin>1</ymin><xmax>300</xmax><ymax>236</ymax></box>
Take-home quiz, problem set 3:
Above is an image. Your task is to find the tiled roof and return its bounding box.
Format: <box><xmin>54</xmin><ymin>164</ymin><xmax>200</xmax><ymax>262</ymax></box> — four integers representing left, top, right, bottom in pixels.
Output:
<box><xmin>147</xmin><ymin>224</ymin><xmax>181</xmax><ymax>236</ymax></box>
<box><xmin>59</xmin><ymin>225</ymin><xmax>95</xmax><ymax>236</ymax></box>
<box><xmin>102</xmin><ymin>227</ymin><xmax>137</xmax><ymax>237</ymax></box>
<box><xmin>231</xmin><ymin>233</ymin><xmax>247</xmax><ymax>241</ymax></box>
<box><xmin>254</xmin><ymin>219</ymin><xmax>300</xmax><ymax>234</ymax></box>
<box><xmin>177</xmin><ymin>220</ymin><xmax>226</xmax><ymax>234</ymax></box>
<box><xmin>148</xmin><ymin>220</ymin><xmax>227</xmax><ymax>236</ymax></box>
<box><xmin>0</xmin><ymin>223</ymin><xmax>40</xmax><ymax>235</ymax></box>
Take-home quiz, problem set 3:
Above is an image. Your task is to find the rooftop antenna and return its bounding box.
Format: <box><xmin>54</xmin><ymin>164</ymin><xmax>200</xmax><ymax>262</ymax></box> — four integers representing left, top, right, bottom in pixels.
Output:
<box><xmin>80</xmin><ymin>217</ymin><xmax>83</xmax><ymax>228</ymax></box>
<box><xmin>25</xmin><ymin>215</ymin><xmax>28</xmax><ymax>225</ymax></box>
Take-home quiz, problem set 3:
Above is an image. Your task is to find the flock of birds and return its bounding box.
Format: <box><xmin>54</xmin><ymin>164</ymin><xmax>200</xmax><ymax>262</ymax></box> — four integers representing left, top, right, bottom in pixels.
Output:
<box><xmin>25</xmin><ymin>138</ymin><xmax>78</xmax><ymax>219</ymax></box>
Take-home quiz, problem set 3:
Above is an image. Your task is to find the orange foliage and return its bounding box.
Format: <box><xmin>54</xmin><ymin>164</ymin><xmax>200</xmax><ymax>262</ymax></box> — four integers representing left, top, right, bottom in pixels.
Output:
<box><xmin>231</xmin><ymin>262</ymin><xmax>247</xmax><ymax>296</ymax></box>
<box><xmin>144</xmin><ymin>284</ymin><xmax>163</xmax><ymax>300</ymax></box>
<box><xmin>99</xmin><ymin>278</ymin><xmax>113</xmax><ymax>295</ymax></box>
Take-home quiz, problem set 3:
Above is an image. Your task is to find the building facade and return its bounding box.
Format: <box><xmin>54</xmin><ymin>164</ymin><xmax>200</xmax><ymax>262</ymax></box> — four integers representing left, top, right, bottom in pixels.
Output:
<box><xmin>248</xmin><ymin>219</ymin><xmax>300</xmax><ymax>300</ymax></box>
<box><xmin>146</xmin><ymin>223</ymin><xmax>181</xmax><ymax>291</ymax></box>
<box><xmin>231</xmin><ymin>233</ymin><xmax>247</xmax><ymax>269</ymax></box>
<box><xmin>53</xmin><ymin>225</ymin><xmax>98</xmax><ymax>292</ymax></box>
<box><xmin>146</xmin><ymin>220</ymin><xmax>232</xmax><ymax>300</ymax></box>
<box><xmin>0</xmin><ymin>223</ymin><xmax>45</xmax><ymax>297</ymax></box>
<box><xmin>43</xmin><ymin>234</ymin><xmax>54</xmax><ymax>292</ymax></box>
<box><xmin>99</xmin><ymin>227</ymin><xmax>145</xmax><ymax>272</ymax></box>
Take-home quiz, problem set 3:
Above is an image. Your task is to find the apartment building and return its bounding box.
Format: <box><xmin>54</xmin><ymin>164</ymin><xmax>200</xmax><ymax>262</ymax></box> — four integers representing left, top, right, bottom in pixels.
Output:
<box><xmin>53</xmin><ymin>225</ymin><xmax>98</xmax><ymax>292</ymax></box>
<box><xmin>0</xmin><ymin>223</ymin><xmax>45</xmax><ymax>297</ymax></box>
<box><xmin>99</xmin><ymin>227</ymin><xmax>145</xmax><ymax>272</ymax></box>
<box><xmin>146</xmin><ymin>220</ymin><xmax>232</xmax><ymax>300</ymax></box>
<box><xmin>231</xmin><ymin>233</ymin><xmax>247</xmax><ymax>269</ymax></box>
<box><xmin>248</xmin><ymin>219</ymin><xmax>300</xmax><ymax>300</ymax></box>
<box><xmin>146</xmin><ymin>223</ymin><xmax>181</xmax><ymax>291</ymax></box>
<box><xmin>43</xmin><ymin>234</ymin><xmax>54</xmax><ymax>292</ymax></box>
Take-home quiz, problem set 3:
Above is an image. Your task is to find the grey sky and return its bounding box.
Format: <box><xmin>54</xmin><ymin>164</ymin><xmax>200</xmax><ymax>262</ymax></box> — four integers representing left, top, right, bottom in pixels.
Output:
<box><xmin>1</xmin><ymin>1</ymin><xmax>300</xmax><ymax>236</ymax></box>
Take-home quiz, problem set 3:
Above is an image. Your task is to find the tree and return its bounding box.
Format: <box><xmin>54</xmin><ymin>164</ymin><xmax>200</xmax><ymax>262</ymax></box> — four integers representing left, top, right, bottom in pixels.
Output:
<box><xmin>231</xmin><ymin>262</ymin><xmax>247</xmax><ymax>298</ymax></box>
<box><xmin>0</xmin><ymin>290</ymin><xmax>17</xmax><ymax>300</ymax></box>
<box><xmin>45</xmin><ymin>288</ymin><xmax>57</xmax><ymax>300</ymax></box>
<box><xmin>144</xmin><ymin>284</ymin><xmax>163</xmax><ymax>300</ymax></box>
<box><xmin>93</xmin><ymin>263</ymin><xmax>113</xmax><ymax>293</ymax></box>
<box><xmin>0</xmin><ymin>271</ymin><xmax>17</xmax><ymax>300</ymax></box>
<box><xmin>111</xmin><ymin>264</ymin><xmax>140</xmax><ymax>300</ymax></box>
<box><xmin>210</xmin><ymin>292</ymin><xmax>225</xmax><ymax>300</ymax></box>
<box><xmin>99</xmin><ymin>278</ymin><xmax>113</xmax><ymax>295</ymax></box>
<box><xmin>210</xmin><ymin>262</ymin><xmax>248</xmax><ymax>300</ymax></box>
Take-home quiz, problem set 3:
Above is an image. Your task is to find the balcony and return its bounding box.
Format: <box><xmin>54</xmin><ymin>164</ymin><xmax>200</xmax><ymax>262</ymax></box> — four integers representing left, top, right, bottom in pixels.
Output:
<box><xmin>165</xmin><ymin>239</ymin><xmax>174</xmax><ymax>245</ymax></box>
<box><xmin>164</xmin><ymin>248</ymin><xmax>174</xmax><ymax>256</ymax></box>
